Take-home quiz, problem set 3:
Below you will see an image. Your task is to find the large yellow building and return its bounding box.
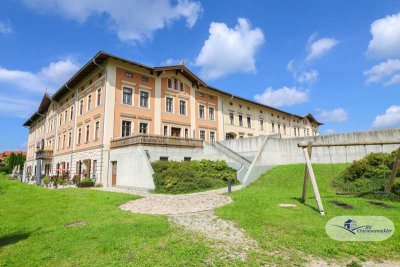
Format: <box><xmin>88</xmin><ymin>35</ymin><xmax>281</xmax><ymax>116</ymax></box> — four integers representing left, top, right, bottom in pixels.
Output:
<box><xmin>23</xmin><ymin>51</ymin><xmax>321</xmax><ymax>186</ymax></box>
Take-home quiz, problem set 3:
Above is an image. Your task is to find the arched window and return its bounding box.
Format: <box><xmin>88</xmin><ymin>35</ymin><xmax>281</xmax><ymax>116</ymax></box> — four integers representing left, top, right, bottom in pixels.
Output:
<box><xmin>167</xmin><ymin>79</ymin><xmax>172</xmax><ymax>88</ymax></box>
<box><xmin>174</xmin><ymin>78</ymin><xmax>178</xmax><ymax>90</ymax></box>
<box><xmin>180</xmin><ymin>82</ymin><xmax>184</xmax><ymax>91</ymax></box>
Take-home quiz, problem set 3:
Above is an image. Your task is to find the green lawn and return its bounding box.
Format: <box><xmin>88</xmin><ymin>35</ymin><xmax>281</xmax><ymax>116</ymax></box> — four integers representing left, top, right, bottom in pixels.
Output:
<box><xmin>0</xmin><ymin>175</ymin><xmax>215</xmax><ymax>266</ymax></box>
<box><xmin>217</xmin><ymin>164</ymin><xmax>400</xmax><ymax>266</ymax></box>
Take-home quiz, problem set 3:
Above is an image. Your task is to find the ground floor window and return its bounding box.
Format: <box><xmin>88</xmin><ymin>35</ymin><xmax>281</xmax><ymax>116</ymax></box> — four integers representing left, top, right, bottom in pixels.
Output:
<box><xmin>210</xmin><ymin>131</ymin><xmax>215</xmax><ymax>144</ymax></box>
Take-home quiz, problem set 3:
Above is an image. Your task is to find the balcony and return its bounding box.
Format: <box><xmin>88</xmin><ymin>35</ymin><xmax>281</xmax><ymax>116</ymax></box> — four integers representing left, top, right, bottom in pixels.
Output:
<box><xmin>110</xmin><ymin>134</ymin><xmax>203</xmax><ymax>149</ymax></box>
<box><xmin>35</xmin><ymin>147</ymin><xmax>54</xmax><ymax>160</ymax></box>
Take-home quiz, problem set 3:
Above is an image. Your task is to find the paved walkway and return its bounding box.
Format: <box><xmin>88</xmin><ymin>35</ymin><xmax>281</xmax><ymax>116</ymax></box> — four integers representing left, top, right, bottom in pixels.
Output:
<box><xmin>96</xmin><ymin>185</ymin><xmax>258</xmax><ymax>261</ymax></box>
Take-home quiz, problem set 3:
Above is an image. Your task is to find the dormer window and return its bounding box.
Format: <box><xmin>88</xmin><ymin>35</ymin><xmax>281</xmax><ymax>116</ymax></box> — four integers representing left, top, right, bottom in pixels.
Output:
<box><xmin>173</xmin><ymin>78</ymin><xmax>178</xmax><ymax>90</ymax></box>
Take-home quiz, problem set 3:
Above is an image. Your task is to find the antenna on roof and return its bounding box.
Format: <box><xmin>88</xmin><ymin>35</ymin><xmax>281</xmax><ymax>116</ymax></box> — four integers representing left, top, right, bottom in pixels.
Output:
<box><xmin>179</xmin><ymin>59</ymin><xmax>185</xmax><ymax>66</ymax></box>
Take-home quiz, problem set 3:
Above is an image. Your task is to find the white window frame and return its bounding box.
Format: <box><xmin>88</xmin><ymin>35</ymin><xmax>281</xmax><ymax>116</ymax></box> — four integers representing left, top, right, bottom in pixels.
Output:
<box><xmin>208</xmin><ymin>106</ymin><xmax>215</xmax><ymax>120</ymax></box>
<box><xmin>121</xmin><ymin>119</ymin><xmax>133</xmax><ymax>138</ymax></box>
<box><xmin>199</xmin><ymin>129</ymin><xmax>206</xmax><ymax>141</ymax></box>
<box><xmin>166</xmin><ymin>97</ymin><xmax>174</xmax><ymax>113</ymax></box>
<box><xmin>179</xmin><ymin>100</ymin><xmax>187</xmax><ymax>115</ymax></box>
<box><xmin>139</xmin><ymin>121</ymin><xmax>149</xmax><ymax>134</ymax></box>
<box><xmin>122</xmin><ymin>86</ymin><xmax>134</xmax><ymax>106</ymax></box>
<box><xmin>199</xmin><ymin>104</ymin><xmax>205</xmax><ymax>119</ymax></box>
<box><xmin>96</xmin><ymin>88</ymin><xmax>101</xmax><ymax>107</ymax></box>
<box><xmin>94</xmin><ymin>120</ymin><xmax>100</xmax><ymax>140</ymax></box>
<box><xmin>139</xmin><ymin>89</ymin><xmax>150</xmax><ymax>109</ymax></box>
<box><xmin>87</xmin><ymin>94</ymin><xmax>92</xmax><ymax>111</ymax></box>
<box><xmin>85</xmin><ymin>123</ymin><xmax>90</xmax><ymax>143</ymax></box>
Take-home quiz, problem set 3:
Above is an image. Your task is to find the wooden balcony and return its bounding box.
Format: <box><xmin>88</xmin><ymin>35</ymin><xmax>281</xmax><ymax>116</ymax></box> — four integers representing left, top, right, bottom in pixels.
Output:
<box><xmin>110</xmin><ymin>134</ymin><xmax>203</xmax><ymax>149</ymax></box>
<box><xmin>35</xmin><ymin>147</ymin><xmax>53</xmax><ymax>160</ymax></box>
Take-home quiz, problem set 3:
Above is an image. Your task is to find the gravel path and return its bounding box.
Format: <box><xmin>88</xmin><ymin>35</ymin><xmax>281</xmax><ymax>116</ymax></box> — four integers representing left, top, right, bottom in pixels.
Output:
<box><xmin>98</xmin><ymin>186</ymin><xmax>258</xmax><ymax>260</ymax></box>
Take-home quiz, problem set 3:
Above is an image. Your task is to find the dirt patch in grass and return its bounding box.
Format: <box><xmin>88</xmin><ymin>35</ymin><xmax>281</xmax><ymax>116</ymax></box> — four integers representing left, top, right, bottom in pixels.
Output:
<box><xmin>329</xmin><ymin>200</ymin><xmax>353</xmax><ymax>209</ymax></box>
<box><xmin>367</xmin><ymin>201</ymin><xmax>393</xmax><ymax>209</ymax></box>
<box><xmin>64</xmin><ymin>221</ymin><xmax>87</xmax><ymax>227</ymax></box>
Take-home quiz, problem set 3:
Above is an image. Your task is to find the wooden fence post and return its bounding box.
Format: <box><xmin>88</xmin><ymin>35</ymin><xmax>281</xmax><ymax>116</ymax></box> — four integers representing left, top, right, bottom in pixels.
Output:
<box><xmin>302</xmin><ymin>146</ymin><xmax>325</xmax><ymax>215</ymax></box>
<box><xmin>301</xmin><ymin>142</ymin><xmax>313</xmax><ymax>203</ymax></box>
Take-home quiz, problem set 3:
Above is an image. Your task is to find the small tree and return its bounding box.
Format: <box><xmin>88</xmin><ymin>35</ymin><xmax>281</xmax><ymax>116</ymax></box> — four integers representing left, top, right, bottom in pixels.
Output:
<box><xmin>6</xmin><ymin>153</ymin><xmax>17</xmax><ymax>171</ymax></box>
<box><xmin>15</xmin><ymin>154</ymin><xmax>25</xmax><ymax>169</ymax></box>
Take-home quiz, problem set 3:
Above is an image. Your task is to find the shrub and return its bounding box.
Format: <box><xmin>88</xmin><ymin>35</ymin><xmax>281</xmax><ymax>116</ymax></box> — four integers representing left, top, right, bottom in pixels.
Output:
<box><xmin>43</xmin><ymin>176</ymin><xmax>51</xmax><ymax>187</ymax></box>
<box><xmin>334</xmin><ymin>148</ymin><xmax>400</xmax><ymax>200</ymax></box>
<box><xmin>0</xmin><ymin>166</ymin><xmax>11</xmax><ymax>174</ymax></box>
<box><xmin>151</xmin><ymin>159</ymin><xmax>236</xmax><ymax>194</ymax></box>
<box><xmin>79</xmin><ymin>178</ymin><xmax>95</xmax><ymax>188</ymax></box>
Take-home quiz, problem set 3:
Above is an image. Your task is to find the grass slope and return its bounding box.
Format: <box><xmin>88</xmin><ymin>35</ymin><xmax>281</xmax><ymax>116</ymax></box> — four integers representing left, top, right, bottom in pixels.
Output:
<box><xmin>0</xmin><ymin>176</ymin><xmax>213</xmax><ymax>266</ymax></box>
<box><xmin>217</xmin><ymin>164</ymin><xmax>400</xmax><ymax>265</ymax></box>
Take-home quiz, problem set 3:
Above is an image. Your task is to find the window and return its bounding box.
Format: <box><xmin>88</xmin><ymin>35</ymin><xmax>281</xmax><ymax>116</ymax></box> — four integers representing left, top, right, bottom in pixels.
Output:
<box><xmin>284</xmin><ymin>125</ymin><xmax>287</xmax><ymax>135</ymax></box>
<box><xmin>92</xmin><ymin>160</ymin><xmax>97</xmax><ymax>179</ymax></box>
<box><xmin>59</xmin><ymin>114</ymin><xmax>63</xmax><ymax>126</ymax></box>
<box><xmin>294</xmin><ymin>127</ymin><xmax>297</xmax><ymax>136</ymax></box>
<box><xmin>140</xmin><ymin>91</ymin><xmax>149</xmax><ymax>108</ymax></box>
<box><xmin>200</xmin><ymin>130</ymin><xmax>206</xmax><ymax>141</ymax></box>
<box><xmin>58</xmin><ymin>136</ymin><xmax>60</xmax><ymax>150</ymax></box>
<box><xmin>209</xmin><ymin>107</ymin><xmax>215</xmax><ymax>120</ymax></box>
<box><xmin>70</xmin><ymin>106</ymin><xmax>74</xmax><ymax>120</ymax></box>
<box><xmin>272</xmin><ymin>123</ymin><xmax>275</xmax><ymax>133</ymax></box>
<box><xmin>77</xmin><ymin>128</ymin><xmax>82</xmax><ymax>144</ymax></box>
<box><xmin>139</xmin><ymin>122</ymin><xmax>148</xmax><ymax>134</ymax></box>
<box><xmin>239</xmin><ymin>115</ymin><xmax>243</xmax><ymax>127</ymax></box>
<box><xmin>160</xmin><ymin>156</ymin><xmax>169</xmax><ymax>161</ymax></box>
<box><xmin>125</xmin><ymin>71</ymin><xmax>133</xmax><ymax>78</ymax></box>
<box><xmin>180</xmin><ymin>82</ymin><xmax>184</xmax><ymax>91</ymax></box>
<box><xmin>260</xmin><ymin>120</ymin><xmax>264</xmax><ymax>130</ymax></box>
<box><xmin>167</xmin><ymin>78</ymin><xmax>172</xmax><ymax>88</ymax></box>
<box><xmin>229</xmin><ymin>113</ymin><xmax>234</xmax><ymax>125</ymax></box>
<box><xmin>62</xmin><ymin>134</ymin><xmax>66</xmax><ymax>149</ymax></box>
<box><xmin>97</xmin><ymin>88</ymin><xmax>101</xmax><ymax>106</ymax></box>
<box><xmin>184</xmin><ymin>157</ymin><xmax>191</xmax><ymax>162</ymax></box>
<box><xmin>68</xmin><ymin>132</ymin><xmax>72</xmax><ymax>147</ymax></box>
<box><xmin>122</xmin><ymin>120</ymin><xmax>131</xmax><ymax>137</ymax></box>
<box><xmin>87</xmin><ymin>95</ymin><xmax>92</xmax><ymax>111</ymax></box>
<box><xmin>199</xmin><ymin>105</ymin><xmax>205</xmax><ymax>119</ymax></box>
<box><xmin>80</xmin><ymin>100</ymin><xmax>84</xmax><ymax>115</ymax></box>
<box><xmin>163</xmin><ymin>126</ymin><xmax>168</xmax><ymax>136</ymax></box>
<box><xmin>210</xmin><ymin>131</ymin><xmax>215</xmax><ymax>144</ymax></box>
<box><xmin>123</xmin><ymin>87</ymin><xmax>132</xmax><ymax>105</ymax></box>
<box><xmin>85</xmin><ymin>124</ymin><xmax>90</xmax><ymax>143</ymax></box>
<box><xmin>141</xmin><ymin>76</ymin><xmax>149</xmax><ymax>82</ymax></box>
<box><xmin>166</xmin><ymin>97</ymin><xmax>173</xmax><ymax>112</ymax></box>
<box><xmin>179</xmin><ymin>100</ymin><xmax>186</xmax><ymax>115</ymax></box>
<box><xmin>278</xmin><ymin>124</ymin><xmax>281</xmax><ymax>133</ymax></box>
<box><xmin>94</xmin><ymin>121</ymin><xmax>100</xmax><ymax>139</ymax></box>
<box><xmin>247</xmin><ymin>117</ymin><xmax>251</xmax><ymax>128</ymax></box>
<box><xmin>185</xmin><ymin>128</ymin><xmax>188</xmax><ymax>138</ymax></box>
<box><xmin>64</xmin><ymin>110</ymin><xmax>67</xmax><ymax>123</ymax></box>
<box><xmin>173</xmin><ymin>78</ymin><xmax>178</xmax><ymax>90</ymax></box>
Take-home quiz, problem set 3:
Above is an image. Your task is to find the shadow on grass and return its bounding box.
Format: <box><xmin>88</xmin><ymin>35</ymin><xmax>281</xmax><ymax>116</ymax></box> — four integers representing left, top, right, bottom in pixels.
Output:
<box><xmin>0</xmin><ymin>232</ymin><xmax>31</xmax><ymax>248</ymax></box>
<box><xmin>291</xmin><ymin>197</ymin><xmax>320</xmax><ymax>213</ymax></box>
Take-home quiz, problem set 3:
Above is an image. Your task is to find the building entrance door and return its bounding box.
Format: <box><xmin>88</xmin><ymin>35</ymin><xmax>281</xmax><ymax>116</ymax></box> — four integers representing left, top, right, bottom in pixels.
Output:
<box><xmin>111</xmin><ymin>161</ymin><xmax>117</xmax><ymax>187</ymax></box>
<box><xmin>171</xmin><ymin>127</ymin><xmax>181</xmax><ymax>137</ymax></box>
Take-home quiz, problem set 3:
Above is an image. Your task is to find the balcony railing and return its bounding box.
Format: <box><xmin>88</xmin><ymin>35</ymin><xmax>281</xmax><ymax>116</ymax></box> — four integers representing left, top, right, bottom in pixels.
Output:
<box><xmin>35</xmin><ymin>146</ymin><xmax>54</xmax><ymax>159</ymax></box>
<box><xmin>110</xmin><ymin>134</ymin><xmax>203</xmax><ymax>149</ymax></box>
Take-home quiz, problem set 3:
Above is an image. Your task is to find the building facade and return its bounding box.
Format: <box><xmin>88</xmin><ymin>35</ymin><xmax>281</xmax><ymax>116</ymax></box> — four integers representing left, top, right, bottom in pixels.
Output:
<box><xmin>23</xmin><ymin>51</ymin><xmax>321</xmax><ymax>186</ymax></box>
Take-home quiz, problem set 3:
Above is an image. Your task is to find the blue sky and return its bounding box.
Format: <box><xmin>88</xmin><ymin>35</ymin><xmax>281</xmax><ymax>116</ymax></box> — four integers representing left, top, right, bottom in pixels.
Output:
<box><xmin>0</xmin><ymin>0</ymin><xmax>400</xmax><ymax>151</ymax></box>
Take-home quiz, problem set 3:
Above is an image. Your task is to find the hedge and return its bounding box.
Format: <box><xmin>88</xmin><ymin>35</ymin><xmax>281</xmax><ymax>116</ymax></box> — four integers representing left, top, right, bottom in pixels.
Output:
<box><xmin>151</xmin><ymin>159</ymin><xmax>237</xmax><ymax>194</ymax></box>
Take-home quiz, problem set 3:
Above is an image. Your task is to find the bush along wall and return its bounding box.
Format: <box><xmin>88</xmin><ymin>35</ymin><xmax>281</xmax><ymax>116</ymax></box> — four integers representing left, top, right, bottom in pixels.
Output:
<box><xmin>151</xmin><ymin>159</ymin><xmax>237</xmax><ymax>194</ymax></box>
<box><xmin>333</xmin><ymin>148</ymin><xmax>400</xmax><ymax>201</ymax></box>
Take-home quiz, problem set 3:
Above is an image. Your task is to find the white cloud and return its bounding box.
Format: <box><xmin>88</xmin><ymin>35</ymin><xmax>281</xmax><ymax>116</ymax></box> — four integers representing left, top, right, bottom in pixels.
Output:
<box><xmin>317</xmin><ymin>108</ymin><xmax>348</xmax><ymax>123</ymax></box>
<box><xmin>0</xmin><ymin>59</ymin><xmax>79</xmax><ymax>93</ymax></box>
<box><xmin>195</xmin><ymin>18</ymin><xmax>265</xmax><ymax>79</ymax></box>
<box><xmin>363</xmin><ymin>59</ymin><xmax>400</xmax><ymax>84</ymax></box>
<box><xmin>287</xmin><ymin>59</ymin><xmax>295</xmax><ymax>72</ymax></box>
<box><xmin>0</xmin><ymin>19</ymin><xmax>12</xmax><ymax>35</ymax></box>
<box><xmin>324</xmin><ymin>129</ymin><xmax>336</xmax><ymax>135</ymax></box>
<box><xmin>306</xmin><ymin>36</ymin><xmax>338</xmax><ymax>61</ymax></box>
<box><xmin>367</xmin><ymin>13</ymin><xmax>400</xmax><ymax>58</ymax></box>
<box><xmin>254</xmin><ymin>86</ymin><xmax>308</xmax><ymax>108</ymax></box>
<box><xmin>0</xmin><ymin>95</ymin><xmax>36</xmax><ymax>118</ymax></box>
<box><xmin>386</xmin><ymin>74</ymin><xmax>400</xmax><ymax>86</ymax></box>
<box><xmin>372</xmin><ymin>105</ymin><xmax>400</xmax><ymax>129</ymax></box>
<box><xmin>297</xmin><ymin>69</ymin><xmax>318</xmax><ymax>84</ymax></box>
<box><xmin>23</xmin><ymin>0</ymin><xmax>202</xmax><ymax>43</ymax></box>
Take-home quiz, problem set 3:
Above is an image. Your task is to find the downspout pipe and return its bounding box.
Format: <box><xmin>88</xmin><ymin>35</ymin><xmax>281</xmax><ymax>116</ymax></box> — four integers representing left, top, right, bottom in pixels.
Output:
<box><xmin>66</xmin><ymin>83</ymin><xmax>77</xmax><ymax>180</ymax></box>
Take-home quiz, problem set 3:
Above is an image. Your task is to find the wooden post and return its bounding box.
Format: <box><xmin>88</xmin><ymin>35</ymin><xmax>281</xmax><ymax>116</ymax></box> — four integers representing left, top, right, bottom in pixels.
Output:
<box><xmin>386</xmin><ymin>149</ymin><xmax>400</xmax><ymax>193</ymax></box>
<box><xmin>301</xmin><ymin>142</ymin><xmax>313</xmax><ymax>203</ymax></box>
<box><xmin>302</xmin><ymin>147</ymin><xmax>325</xmax><ymax>215</ymax></box>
